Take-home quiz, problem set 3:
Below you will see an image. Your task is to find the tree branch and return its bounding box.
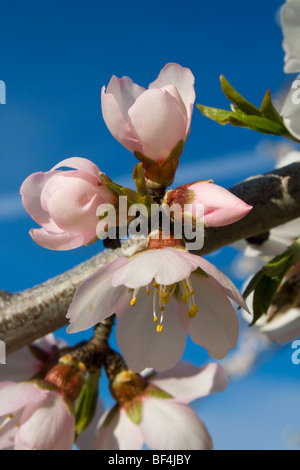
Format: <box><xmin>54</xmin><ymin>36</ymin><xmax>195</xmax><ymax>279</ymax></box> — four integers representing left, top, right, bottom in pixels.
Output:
<box><xmin>1</xmin><ymin>163</ymin><xmax>300</xmax><ymax>355</ymax></box>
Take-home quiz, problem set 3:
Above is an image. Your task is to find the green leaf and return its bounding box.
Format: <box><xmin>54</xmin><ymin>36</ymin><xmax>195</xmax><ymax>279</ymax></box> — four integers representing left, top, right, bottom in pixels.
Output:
<box><xmin>260</xmin><ymin>89</ymin><xmax>284</xmax><ymax>125</ymax></box>
<box><xmin>243</xmin><ymin>237</ymin><xmax>300</xmax><ymax>325</ymax></box>
<box><xmin>220</xmin><ymin>75</ymin><xmax>261</xmax><ymax>116</ymax></box>
<box><xmin>196</xmin><ymin>104</ymin><xmax>234</xmax><ymax>125</ymax></box>
<box><xmin>197</xmin><ymin>75</ymin><xmax>300</xmax><ymax>143</ymax></box>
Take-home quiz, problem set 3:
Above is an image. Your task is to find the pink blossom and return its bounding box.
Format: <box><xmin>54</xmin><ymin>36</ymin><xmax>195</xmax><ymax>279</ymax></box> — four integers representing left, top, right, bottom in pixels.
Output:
<box><xmin>164</xmin><ymin>181</ymin><xmax>252</xmax><ymax>227</ymax></box>
<box><xmin>101</xmin><ymin>63</ymin><xmax>195</xmax><ymax>176</ymax></box>
<box><xmin>0</xmin><ymin>334</ymin><xmax>65</xmax><ymax>383</ymax></box>
<box><xmin>90</xmin><ymin>362</ymin><xmax>227</xmax><ymax>450</ymax></box>
<box><xmin>67</xmin><ymin>245</ymin><xmax>248</xmax><ymax>372</ymax></box>
<box><xmin>0</xmin><ymin>382</ymin><xmax>75</xmax><ymax>450</ymax></box>
<box><xmin>20</xmin><ymin>157</ymin><xmax>116</xmax><ymax>251</ymax></box>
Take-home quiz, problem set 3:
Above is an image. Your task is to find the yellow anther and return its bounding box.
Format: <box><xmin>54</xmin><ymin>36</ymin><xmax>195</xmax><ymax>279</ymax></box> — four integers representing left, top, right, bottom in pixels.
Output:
<box><xmin>187</xmin><ymin>305</ymin><xmax>199</xmax><ymax>318</ymax></box>
<box><xmin>79</xmin><ymin>362</ymin><xmax>87</xmax><ymax>373</ymax></box>
<box><xmin>181</xmin><ymin>295</ymin><xmax>187</xmax><ymax>303</ymax></box>
<box><xmin>160</xmin><ymin>305</ymin><xmax>165</xmax><ymax>312</ymax></box>
<box><xmin>146</xmin><ymin>289</ymin><xmax>150</xmax><ymax>295</ymax></box>
<box><xmin>8</xmin><ymin>414</ymin><xmax>14</xmax><ymax>419</ymax></box>
<box><xmin>190</xmin><ymin>289</ymin><xmax>194</xmax><ymax>295</ymax></box>
<box><xmin>159</xmin><ymin>292</ymin><xmax>170</xmax><ymax>304</ymax></box>
<box><xmin>130</xmin><ymin>297</ymin><xmax>137</xmax><ymax>306</ymax></box>
<box><xmin>153</xmin><ymin>315</ymin><xmax>159</xmax><ymax>323</ymax></box>
<box><xmin>0</xmin><ymin>428</ymin><xmax>2</xmax><ymax>433</ymax></box>
<box><xmin>157</xmin><ymin>324</ymin><xmax>164</xmax><ymax>333</ymax></box>
<box><xmin>153</xmin><ymin>281</ymin><xmax>160</xmax><ymax>288</ymax></box>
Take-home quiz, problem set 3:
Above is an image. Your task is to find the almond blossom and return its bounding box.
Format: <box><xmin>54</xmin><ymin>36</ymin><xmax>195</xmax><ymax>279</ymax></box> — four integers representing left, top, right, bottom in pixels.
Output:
<box><xmin>67</xmin><ymin>236</ymin><xmax>248</xmax><ymax>372</ymax></box>
<box><xmin>20</xmin><ymin>157</ymin><xmax>117</xmax><ymax>251</ymax></box>
<box><xmin>88</xmin><ymin>362</ymin><xmax>227</xmax><ymax>451</ymax></box>
<box><xmin>0</xmin><ymin>381</ymin><xmax>75</xmax><ymax>450</ymax></box>
<box><xmin>101</xmin><ymin>63</ymin><xmax>195</xmax><ymax>187</ymax></box>
<box><xmin>0</xmin><ymin>334</ymin><xmax>65</xmax><ymax>383</ymax></box>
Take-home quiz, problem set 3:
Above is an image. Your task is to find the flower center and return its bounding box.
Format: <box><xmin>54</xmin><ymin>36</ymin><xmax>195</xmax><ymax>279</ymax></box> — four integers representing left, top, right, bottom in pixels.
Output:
<box><xmin>130</xmin><ymin>278</ymin><xmax>199</xmax><ymax>333</ymax></box>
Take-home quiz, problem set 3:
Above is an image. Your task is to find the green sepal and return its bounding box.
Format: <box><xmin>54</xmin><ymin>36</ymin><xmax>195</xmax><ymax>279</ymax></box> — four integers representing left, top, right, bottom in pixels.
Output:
<box><xmin>103</xmin><ymin>404</ymin><xmax>120</xmax><ymax>428</ymax></box>
<box><xmin>75</xmin><ymin>370</ymin><xmax>100</xmax><ymax>437</ymax></box>
<box><xmin>124</xmin><ymin>398</ymin><xmax>143</xmax><ymax>425</ymax></box>
<box><xmin>144</xmin><ymin>385</ymin><xmax>173</xmax><ymax>399</ymax></box>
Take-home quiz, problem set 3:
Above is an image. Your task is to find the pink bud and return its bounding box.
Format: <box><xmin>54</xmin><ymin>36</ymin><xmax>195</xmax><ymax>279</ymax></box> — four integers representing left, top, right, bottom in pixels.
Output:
<box><xmin>164</xmin><ymin>181</ymin><xmax>252</xmax><ymax>227</ymax></box>
<box><xmin>20</xmin><ymin>157</ymin><xmax>116</xmax><ymax>251</ymax></box>
<box><xmin>101</xmin><ymin>63</ymin><xmax>195</xmax><ymax>187</ymax></box>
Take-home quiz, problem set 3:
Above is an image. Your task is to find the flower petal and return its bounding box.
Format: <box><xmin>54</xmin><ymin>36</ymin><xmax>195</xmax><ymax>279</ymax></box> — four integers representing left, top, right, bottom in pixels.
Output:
<box><xmin>101</xmin><ymin>85</ymin><xmax>143</xmax><ymax>154</ymax></box>
<box><xmin>29</xmin><ymin>227</ymin><xmax>91</xmax><ymax>251</ymax></box>
<box><xmin>112</xmin><ymin>248</ymin><xmax>198</xmax><ymax>289</ymax></box>
<box><xmin>0</xmin><ymin>382</ymin><xmax>48</xmax><ymax>417</ymax></box>
<box><xmin>187</xmin><ymin>182</ymin><xmax>252</xmax><ymax>227</ymax></box>
<box><xmin>140</xmin><ymin>397</ymin><xmax>213</xmax><ymax>450</ymax></box>
<box><xmin>20</xmin><ymin>171</ymin><xmax>58</xmax><ymax>230</ymax></box>
<box><xmin>179</xmin><ymin>275</ymin><xmax>239</xmax><ymax>360</ymax></box>
<box><xmin>67</xmin><ymin>257</ymin><xmax>130</xmax><ymax>334</ymax></box>
<box><xmin>51</xmin><ymin>157</ymin><xmax>102</xmax><ymax>180</ymax></box>
<box><xmin>17</xmin><ymin>392</ymin><xmax>74</xmax><ymax>450</ymax></box>
<box><xmin>281</xmin><ymin>0</ymin><xmax>300</xmax><ymax>73</ymax></box>
<box><xmin>92</xmin><ymin>408</ymin><xmax>144</xmax><ymax>450</ymax></box>
<box><xmin>151</xmin><ymin>362</ymin><xmax>228</xmax><ymax>404</ymax></box>
<box><xmin>128</xmin><ymin>88</ymin><xmax>187</xmax><ymax>162</ymax></box>
<box><xmin>116</xmin><ymin>290</ymin><xmax>187</xmax><ymax>372</ymax></box>
<box><xmin>149</xmin><ymin>63</ymin><xmax>196</xmax><ymax>131</ymax></box>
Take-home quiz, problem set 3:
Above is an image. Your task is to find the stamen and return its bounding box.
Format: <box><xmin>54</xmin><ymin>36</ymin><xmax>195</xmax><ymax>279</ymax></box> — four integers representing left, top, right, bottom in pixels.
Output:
<box><xmin>130</xmin><ymin>297</ymin><xmax>137</xmax><ymax>306</ymax></box>
<box><xmin>157</xmin><ymin>324</ymin><xmax>164</xmax><ymax>333</ymax></box>
<box><xmin>153</xmin><ymin>315</ymin><xmax>159</xmax><ymax>323</ymax></box>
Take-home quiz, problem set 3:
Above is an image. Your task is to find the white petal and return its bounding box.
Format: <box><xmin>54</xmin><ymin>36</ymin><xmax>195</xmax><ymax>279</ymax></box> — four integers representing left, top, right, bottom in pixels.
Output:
<box><xmin>179</xmin><ymin>275</ymin><xmax>239</xmax><ymax>360</ymax></box>
<box><xmin>112</xmin><ymin>248</ymin><xmax>198</xmax><ymax>289</ymax></box>
<box><xmin>116</xmin><ymin>290</ymin><xmax>187</xmax><ymax>372</ymax></box>
<box><xmin>151</xmin><ymin>362</ymin><xmax>227</xmax><ymax>404</ymax></box>
<box><xmin>140</xmin><ymin>397</ymin><xmax>213</xmax><ymax>450</ymax></box>
<box><xmin>17</xmin><ymin>392</ymin><xmax>75</xmax><ymax>450</ymax></box>
<box><xmin>67</xmin><ymin>257</ymin><xmax>129</xmax><ymax>334</ymax></box>
<box><xmin>92</xmin><ymin>408</ymin><xmax>143</xmax><ymax>450</ymax></box>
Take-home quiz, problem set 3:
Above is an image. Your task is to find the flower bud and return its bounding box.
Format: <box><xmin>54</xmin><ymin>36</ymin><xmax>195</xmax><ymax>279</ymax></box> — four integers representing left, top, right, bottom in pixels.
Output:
<box><xmin>20</xmin><ymin>157</ymin><xmax>117</xmax><ymax>250</ymax></box>
<box><xmin>164</xmin><ymin>180</ymin><xmax>252</xmax><ymax>228</ymax></box>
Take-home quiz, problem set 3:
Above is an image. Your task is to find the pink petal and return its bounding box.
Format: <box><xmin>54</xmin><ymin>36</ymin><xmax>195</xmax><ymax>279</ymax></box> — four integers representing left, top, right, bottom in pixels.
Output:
<box><xmin>0</xmin><ymin>411</ymin><xmax>22</xmax><ymax>450</ymax></box>
<box><xmin>151</xmin><ymin>362</ymin><xmax>228</xmax><ymax>404</ymax></box>
<box><xmin>29</xmin><ymin>227</ymin><xmax>91</xmax><ymax>251</ymax></box>
<box><xmin>128</xmin><ymin>88</ymin><xmax>187</xmax><ymax>162</ymax></box>
<box><xmin>149</xmin><ymin>63</ymin><xmax>196</xmax><ymax>131</ymax></box>
<box><xmin>280</xmin><ymin>78</ymin><xmax>300</xmax><ymax>140</ymax></box>
<box><xmin>179</xmin><ymin>275</ymin><xmax>239</xmax><ymax>360</ymax></box>
<box><xmin>106</xmin><ymin>75</ymin><xmax>145</xmax><ymax>118</ymax></box>
<box><xmin>179</xmin><ymin>250</ymin><xmax>248</xmax><ymax>310</ymax></box>
<box><xmin>101</xmin><ymin>85</ymin><xmax>143</xmax><ymax>154</ymax></box>
<box><xmin>20</xmin><ymin>171</ymin><xmax>58</xmax><ymax>230</ymax></box>
<box><xmin>17</xmin><ymin>392</ymin><xmax>74</xmax><ymax>450</ymax></box>
<box><xmin>0</xmin><ymin>382</ymin><xmax>48</xmax><ymax>417</ymax></box>
<box><xmin>51</xmin><ymin>157</ymin><xmax>102</xmax><ymax>180</ymax></box>
<box><xmin>116</xmin><ymin>289</ymin><xmax>187</xmax><ymax>372</ymax></box>
<box><xmin>140</xmin><ymin>397</ymin><xmax>213</xmax><ymax>450</ymax></box>
<box><xmin>67</xmin><ymin>257</ymin><xmax>130</xmax><ymax>334</ymax></box>
<box><xmin>93</xmin><ymin>408</ymin><xmax>143</xmax><ymax>450</ymax></box>
<box><xmin>112</xmin><ymin>248</ymin><xmax>199</xmax><ymax>289</ymax></box>
<box><xmin>188</xmin><ymin>182</ymin><xmax>252</xmax><ymax>227</ymax></box>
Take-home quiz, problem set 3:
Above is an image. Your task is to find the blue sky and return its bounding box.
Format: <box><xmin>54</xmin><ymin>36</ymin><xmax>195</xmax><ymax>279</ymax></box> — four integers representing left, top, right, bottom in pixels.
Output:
<box><xmin>1</xmin><ymin>0</ymin><xmax>299</xmax><ymax>450</ymax></box>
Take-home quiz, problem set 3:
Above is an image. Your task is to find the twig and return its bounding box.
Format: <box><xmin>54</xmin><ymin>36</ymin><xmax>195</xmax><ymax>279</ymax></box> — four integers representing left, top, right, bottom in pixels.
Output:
<box><xmin>1</xmin><ymin>163</ymin><xmax>300</xmax><ymax>354</ymax></box>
